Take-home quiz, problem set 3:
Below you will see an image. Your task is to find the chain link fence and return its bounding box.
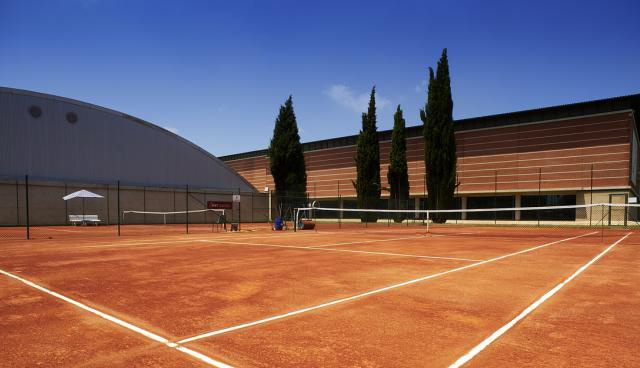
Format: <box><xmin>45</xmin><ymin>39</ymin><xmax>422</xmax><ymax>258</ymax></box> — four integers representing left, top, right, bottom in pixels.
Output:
<box><xmin>0</xmin><ymin>175</ymin><xmax>271</xmax><ymax>240</ymax></box>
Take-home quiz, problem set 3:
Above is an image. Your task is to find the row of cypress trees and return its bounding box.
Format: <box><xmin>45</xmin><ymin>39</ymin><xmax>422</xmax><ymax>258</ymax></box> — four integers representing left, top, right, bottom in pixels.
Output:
<box><xmin>268</xmin><ymin>48</ymin><xmax>456</xmax><ymax>223</ymax></box>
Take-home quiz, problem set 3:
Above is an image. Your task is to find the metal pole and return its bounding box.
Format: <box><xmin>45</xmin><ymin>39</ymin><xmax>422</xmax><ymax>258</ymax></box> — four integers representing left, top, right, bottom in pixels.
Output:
<box><xmin>423</xmin><ymin>174</ymin><xmax>426</xmax><ymax>226</ymax></box>
<box><xmin>538</xmin><ymin>168</ymin><xmax>542</xmax><ymax>227</ymax></box>
<box><xmin>590</xmin><ymin>164</ymin><xmax>594</xmax><ymax>227</ymax></box>
<box><xmin>338</xmin><ymin>194</ymin><xmax>342</xmax><ymax>229</ymax></box>
<box><xmin>238</xmin><ymin>187</ymin><xmax>241</xmax><ymax>231</ymax></box>
<box><xmin>64</xmin><ymin>182</ymin><xmax>68</xmax><ymax>225</ymax></box>
<box><xmin>117</xmin><ymin>180</ymin><xmax>121</xmax><ymax>236</ymax></box>
<box><xmin>143</xmin><ymin>186</ymin><xmax>146</xmax><ymax>224</ymax></box>
<box><xmin>106</xmin><ymin>183</ymin><xmax>110</xmax><ymax>226</ymax></box>
<box><xmin>25</xmin><ymin>175</ymin><xmax>30</xmax><ymax>240</ymax></box>
<box><xmin>338</xmin><ymin>180</ymin><xmax>341</xmax><ymax>229</ymax></box>
<box><xmin>494</xmin><ymin>170</ymin><xmax>497</xmax><ymax>224</ymax></box>
<box><xmin>186</xmin><ymin>185</ymin><xmax>189</xmax><ymax>234</ymax></box>
<box><xmin>16</xmin><ymin>178</ymin><xmax>20</xmax><ymax>225</ymax></box>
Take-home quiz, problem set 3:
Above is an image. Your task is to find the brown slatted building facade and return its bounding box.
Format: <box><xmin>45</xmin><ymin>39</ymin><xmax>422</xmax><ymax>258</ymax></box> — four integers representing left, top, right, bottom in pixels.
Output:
<box><xmin>220</xmin><ymin>94</ymin><xmax>640</xmax><ymax>219</ymax></box>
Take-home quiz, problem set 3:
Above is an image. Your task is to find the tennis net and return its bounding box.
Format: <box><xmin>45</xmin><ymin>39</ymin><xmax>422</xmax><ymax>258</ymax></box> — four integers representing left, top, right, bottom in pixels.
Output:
<box><xmin>295</xmin><ymin>203</ymin><xmax>640</xmax><ymax>232</ymax></box>
<box><xmin>122</xmin><ymin>208</ymin><xmax>226</xmax><ymax>225</ymax></box>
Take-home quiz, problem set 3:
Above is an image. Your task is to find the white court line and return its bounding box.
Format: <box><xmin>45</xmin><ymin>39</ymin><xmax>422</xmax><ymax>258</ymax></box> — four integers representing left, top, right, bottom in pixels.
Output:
<box><xmin>77</xmin><ymin>231</ymin><xmax>342</xmax><ymax>249</ymax></box>
<box><xmin>177</xmin><ymin>231</ymin><xmax>597</xmax><ymax>344</ymax></box>
<box><xmin>0</xmin><ymin>268</ymin><xmax>233</xmax><ymax>368</ymax></box>
<box><xmin>312</xmin><ymin>235</ymin><xmax>428</xmax><ymax>247</ymax></box>
<box><xmin>203</xmin><ymin>240</ymin><xmax>481</xmax><ymax>262</ymax></box>
<box><xmin>80</xmin><ymin>233</ymin><xmax>426</xmax><ymax>250</ymax></box>
<box><xmin>448</xmin><ymin>232</ymin><xmax>631</xmax><ymax>368</ymax></box>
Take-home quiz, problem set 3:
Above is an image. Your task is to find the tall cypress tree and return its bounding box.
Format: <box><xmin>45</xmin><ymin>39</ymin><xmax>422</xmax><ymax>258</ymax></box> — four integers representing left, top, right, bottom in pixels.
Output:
<box><xmin>353</xmin><ymin>87</ymin><xmax>381</xmax><ymax>222</ymax></box>
<box><xmin>421</xmin><ymin>48</ymin><xmax>457</xmax><ymax>223</ymax></box>
<box><xmin>269</xmin><ymin>96</ymin><xmax>307</xmax><ymax>211</ymax></box>
<box><xmin>387</xmin><ymin>105</ymin><xmax>410</xmax><ymax>223</ymax></box>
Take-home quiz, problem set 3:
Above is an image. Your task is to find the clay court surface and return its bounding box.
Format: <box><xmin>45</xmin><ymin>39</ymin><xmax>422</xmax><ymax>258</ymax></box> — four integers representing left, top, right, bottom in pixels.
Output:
<box><xmin>1</xmin><ymin>224</ymin><xmax>639</xmax><ymax>367</ymax></box>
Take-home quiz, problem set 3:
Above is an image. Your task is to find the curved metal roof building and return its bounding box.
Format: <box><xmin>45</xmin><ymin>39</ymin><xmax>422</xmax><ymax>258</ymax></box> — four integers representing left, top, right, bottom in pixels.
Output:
<box><xmin>0</xmin><ymin>87</ymin><xmax>255</xmax><ymax>191</ymax></box>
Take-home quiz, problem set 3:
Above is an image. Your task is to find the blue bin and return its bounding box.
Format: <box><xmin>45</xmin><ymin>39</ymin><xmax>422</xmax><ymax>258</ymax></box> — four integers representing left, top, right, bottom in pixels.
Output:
<box><xmin>274</xmin><ymin>216</ymin><xmax>283</xmax><ymax>230</ymax></box>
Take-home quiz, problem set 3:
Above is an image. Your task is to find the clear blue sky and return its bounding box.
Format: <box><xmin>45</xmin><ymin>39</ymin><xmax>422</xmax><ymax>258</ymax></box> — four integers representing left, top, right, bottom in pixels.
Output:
<box><xmin>1</xmin><ymin>0</ymin><xmax>638</xmax><ymax>156</ymax></box>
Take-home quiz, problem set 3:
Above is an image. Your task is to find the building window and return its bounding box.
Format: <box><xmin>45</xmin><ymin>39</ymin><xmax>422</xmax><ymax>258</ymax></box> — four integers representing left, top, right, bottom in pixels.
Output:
<box><xmin>29</xmin><ymin>105</ymin><xmax>42</xmax><ymax>118</ymax></box>
<box><xmin>467</xmin><ymin>196</ymin><xmax>515</xmax><ymax>220</ymax></box>
<box><xmin>66</xmin><ymin>112</ymin><xmax>78</xmax><ymax>124</ymax></box>
<box><xmin>521</xmin><ymin>195</ymin><xmax>576</xmax><ymax>221</ymax></box>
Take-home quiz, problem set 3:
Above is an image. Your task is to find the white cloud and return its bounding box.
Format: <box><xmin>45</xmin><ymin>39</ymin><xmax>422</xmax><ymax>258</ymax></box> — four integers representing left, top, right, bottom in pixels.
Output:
<box><xmin>163</xmin><ymin>126</ymin><xmax>179</xmax><ymax>134</ymax></box>
<box><xmin>414</xmin><ymin>79</ymin><xmax>427</xmax><ymax>93</ymax></box>
<box><xmin>324</xmin><ymin>84</ymin><xmax>391</xmax><ymax>112</ymax></box>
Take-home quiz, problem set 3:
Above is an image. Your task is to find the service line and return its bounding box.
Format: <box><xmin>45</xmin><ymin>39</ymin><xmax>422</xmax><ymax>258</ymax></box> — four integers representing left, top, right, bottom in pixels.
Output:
<box><xmin>202</xmin><ymin>240</ymin><xmax>482</xmax><ymax>262</ymax></box>
<box><xmin>0</xmin><ymin>268</ymin><xmax>233</xmax><ymax>367</ymax></box>
<box><xmin>448</xmin><ymin>232</ymin><xmax>632</xmax><ymax>368</ymax></box>
<box><xmin>177</xmin><ymin>231</ymin><xmax>597</xmax><ymax>344</ymax></box>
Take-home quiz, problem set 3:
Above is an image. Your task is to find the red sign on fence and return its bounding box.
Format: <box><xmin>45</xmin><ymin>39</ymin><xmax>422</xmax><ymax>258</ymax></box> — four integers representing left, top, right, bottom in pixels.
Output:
<box><xmin>207</xmin><ymin>201</ymin><xmax>233</xmax><ymax>209</ymax></box>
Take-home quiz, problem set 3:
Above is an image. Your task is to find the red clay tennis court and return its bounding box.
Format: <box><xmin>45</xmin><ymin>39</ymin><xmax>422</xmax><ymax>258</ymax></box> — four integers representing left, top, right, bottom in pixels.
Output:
<box><xmin>1</xmin><ymin>224</ymin><xmax>638</xmax><ymax>367</ymax></box>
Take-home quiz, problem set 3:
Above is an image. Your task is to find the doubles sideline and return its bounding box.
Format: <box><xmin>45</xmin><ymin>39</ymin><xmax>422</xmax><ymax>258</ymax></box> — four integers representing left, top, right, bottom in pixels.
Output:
<box><xmin>0</xmin><ymin>268</ymin><xmax>233</xmax><ymax>368</ymax></box>
<box><xmin>448</xmin><ymin>232</ymin><xmax>632</xmax><ymax>368</ymax></box>
<box><xmin>176</xmin><ymin>231</ymin><xmax>597</xmax><ymax>344</ymax></box>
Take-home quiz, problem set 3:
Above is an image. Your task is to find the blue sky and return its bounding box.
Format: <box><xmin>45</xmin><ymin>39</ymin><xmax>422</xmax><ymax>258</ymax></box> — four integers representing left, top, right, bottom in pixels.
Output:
<box><xmin>1</xmin><ymin>0</ymin><xmax>639</xmax><ymax>156</ymax></box>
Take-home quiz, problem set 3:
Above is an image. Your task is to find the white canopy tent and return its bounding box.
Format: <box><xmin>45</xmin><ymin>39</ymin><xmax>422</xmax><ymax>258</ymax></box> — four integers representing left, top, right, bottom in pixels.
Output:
<box><xmin>63</xmin><ymin>190</ymin><xmax>104</xmax><ymax>217</ymax></box>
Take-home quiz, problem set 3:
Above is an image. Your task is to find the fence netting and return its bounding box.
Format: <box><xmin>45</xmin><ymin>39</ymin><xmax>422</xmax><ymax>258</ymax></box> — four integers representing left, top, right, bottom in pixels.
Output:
<box><xmin>0</xmin><ymin>175</ymin><xmax>272</xmax><ymax>240</ymax></box>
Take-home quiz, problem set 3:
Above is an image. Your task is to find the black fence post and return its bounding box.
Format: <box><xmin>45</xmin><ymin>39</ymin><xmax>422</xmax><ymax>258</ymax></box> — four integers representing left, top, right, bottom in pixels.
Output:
<box><xmin>64</xmin><ymin>182</ymin><xmax>68</xmax><ymax>225</ymax></box>
<box><xmin>590</xmin><ymin>164</ymin><xmax>594</xmax><ymax>227</ymax></box>
<box><xmin>25</xmin><ymin>175</ymin><xmax>30</xmax><ymax>240</ymax></box>
<box><xmin>537</xmin><ymin>168</ymin><xmax>542</xmax><ymax>227</ymax></box>
<box><xmin>494</xmin><ymin>170</ymin><xmax>498</xmax><ymax>224</ymax></box>
<box><xmin>15</xmin><ymin>178</ymin><xmax>19</xmax><ymax>226</ymax></box>
<box><xmin>186</xmin><ymin>185</ymin><xmax>189</xmax><ymax>234</ymax></box>
<box><xmin>143</xmin><ymin>186</ymin><xmax>147</xmax><ymax>224</ymax></box>
<box><xmin>106</xmin><ymin>183</ymin><xmax>110</xmax><ymax>226</ymax></box>
<box><xmin>117</xmin><ymin>180</ymin><xmax>121</xmax><ymax>236</ymax></box>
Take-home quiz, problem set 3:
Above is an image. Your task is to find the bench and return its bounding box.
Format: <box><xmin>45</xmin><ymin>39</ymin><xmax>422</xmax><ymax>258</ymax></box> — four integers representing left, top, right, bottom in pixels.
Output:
<box><xmin>69</xmin><ymin>214</ymin><xmax>101</xmax><ymax>226</ymax></box>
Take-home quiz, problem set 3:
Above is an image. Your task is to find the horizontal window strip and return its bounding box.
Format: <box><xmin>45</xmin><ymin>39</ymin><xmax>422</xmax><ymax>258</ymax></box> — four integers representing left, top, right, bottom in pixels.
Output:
<box><xmin>457</xmin><ymin>118</ymin><xmax>628</xmax><ymax>143</ymax></box>
<box><xmin>458</xmin><ymin>145</ymin><xmax>629</xmax><ymax>166</ymax></box>
<box><xmin>459</xmin><ymin>126</ymin><xmax>629</xmax><ymax>149</ymax></box>
<box><xmin>457</xmin><ymin>161</ymin><xmax>629</xmax><ymax>176</ymax></box>
<box><xmin>463</xmin><ymin>135</ymin><xmax>628</xmax><ymax>155</ymax></box>
<box><xmin>460</xmin><ymin>175</ymin><xmax>628</xmax><ymax>186</ymax></box>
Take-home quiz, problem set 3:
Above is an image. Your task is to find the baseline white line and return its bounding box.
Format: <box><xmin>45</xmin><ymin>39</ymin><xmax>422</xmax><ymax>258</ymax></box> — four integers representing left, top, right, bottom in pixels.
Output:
<box><xmin>0</xmin><ymin>268</ymin><xmax>232</xmax><ymax>367</ymax></box>
<box><xmin>203</xmin><ymin>240</ymin><xmax>481</xmax><ymax>262</ymax></box>
<box><xmin>448</xmin><ymin>232</ymin><xmax>631</xmax><ymax>368</ymax></box>
<box><xmin>177</xmin><ymin>231</ymin><xmax>596</xmax><ymax>344</ymax></box>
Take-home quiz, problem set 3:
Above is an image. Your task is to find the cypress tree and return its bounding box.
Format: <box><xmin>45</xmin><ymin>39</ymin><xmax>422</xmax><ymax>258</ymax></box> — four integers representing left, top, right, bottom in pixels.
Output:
<box><xmin>353</xmin><ymin>87</ymin><xmax>381</xmax><ymax>222</ymax></box>
<box><xmin>269</xmin><ymin>96</ymin><xmax>307</xmax><ymax>211</ymax></box>
<box><xmin>387</xmin><ymin>105</ymin><xmax>410</xmax><ymax>223</ymax></box>
<box><xmin>421</xmin><ymin>48</ymin><xmax>457</xmax><ymax>223</ymax></box>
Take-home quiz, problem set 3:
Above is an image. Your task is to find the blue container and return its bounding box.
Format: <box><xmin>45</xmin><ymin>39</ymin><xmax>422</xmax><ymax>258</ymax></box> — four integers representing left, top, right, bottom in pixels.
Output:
<box><xmin>274</xmin><ymin>216</ymin><xmax>283</xmax><ymax>230</ymax></box>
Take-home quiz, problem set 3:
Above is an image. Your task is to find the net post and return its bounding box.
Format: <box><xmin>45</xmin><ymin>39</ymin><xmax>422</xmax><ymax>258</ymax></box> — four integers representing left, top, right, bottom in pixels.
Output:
<box><xmin>426</xmin><ymin>209</ymin><xmax>429</xmax><ymax>235</ymax></box>
<box><xmin>117</xmin><ymin>180</ymin><xmax>121</xmax><ymax>236</ymax></box>
<box><xmin>294</xmin><ymin>208</ymin><xmax>297</xmax><ymax>233</ymax></box>
<box><xmin>25</xmin><ymin>174</ymin><xmax>30</xmax><ymax>240</ymax></box>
